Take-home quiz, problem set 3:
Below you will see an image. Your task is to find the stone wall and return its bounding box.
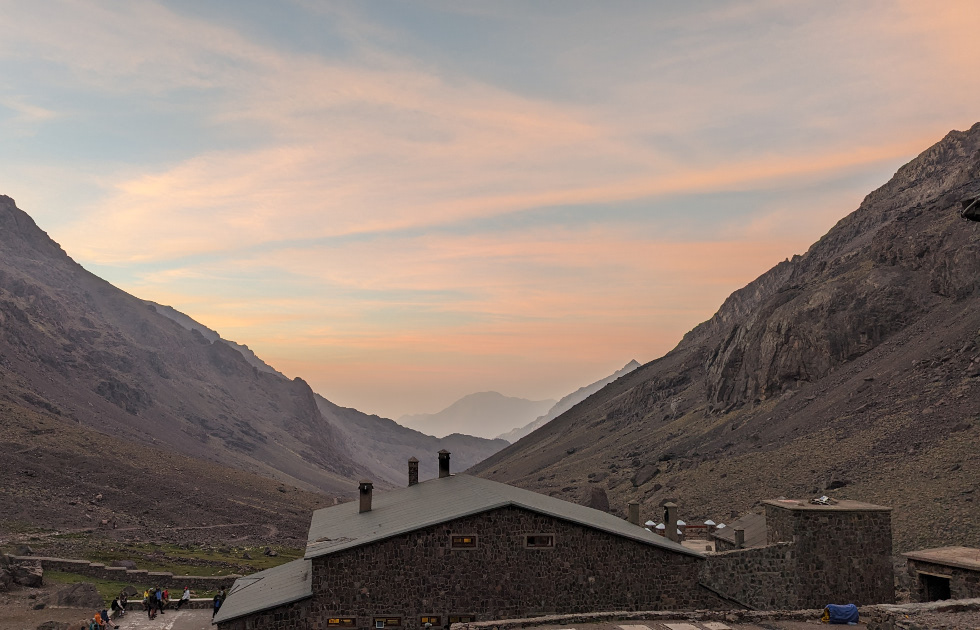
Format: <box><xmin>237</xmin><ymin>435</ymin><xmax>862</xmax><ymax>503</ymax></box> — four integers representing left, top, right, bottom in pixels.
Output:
<box><xmin>218</xmin><ymin>598</ymin><xmax>311</xmax><ymax>630</ymax></box>
<box><xmin>764</xmin><ymin>504</ymin><xmax>894</xmax><ymax>607</ymax></box>
<box><xmin>299</xmin><ymin>506</ymin><xmax>721</xmax><ymax>630</ymax></box>
<box><xmin>906</xmin><ymin>558</ymin><xmax>980</xmax><ymax>601</ymax></box>
<box><xmin>452</xmin><ymin>597</ymin><xmax>980</xmax><ymax>630</ymax></box>
<box><xmin>8</xmin><ymin>555</ymin><xmax>237</xmax><ymax>591</ymax></box>
<box><xmin>698</xmin><ymin>543</ymin><xmax>797</xmax><ymax>609</ymax></box>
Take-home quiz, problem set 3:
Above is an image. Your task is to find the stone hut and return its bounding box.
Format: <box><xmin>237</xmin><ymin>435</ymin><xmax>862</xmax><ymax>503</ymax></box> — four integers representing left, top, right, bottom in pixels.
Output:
<box><xmin>904</xmin><ymin>546</ymin><xmax>980</xmax><ymax>602</ymax></box>
<box><xmin>214</xmin><ymin>453</ymin><xmax>724</xmax><ymax>630</ymax></box>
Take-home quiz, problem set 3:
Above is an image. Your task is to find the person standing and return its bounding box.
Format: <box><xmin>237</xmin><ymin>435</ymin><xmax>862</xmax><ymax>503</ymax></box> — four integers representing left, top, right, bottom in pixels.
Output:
<box><xmin>212</xmin><ymin>591</ymin><xmax>222</xmax><ymax>619</ymax></box>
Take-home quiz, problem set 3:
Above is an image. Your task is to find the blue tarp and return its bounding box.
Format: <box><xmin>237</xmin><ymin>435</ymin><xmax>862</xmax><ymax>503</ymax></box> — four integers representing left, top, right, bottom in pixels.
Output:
<box><xmin>825</xmin><ymin>603</ymin><xmax>859</xmax><ymax>624</ymax></box>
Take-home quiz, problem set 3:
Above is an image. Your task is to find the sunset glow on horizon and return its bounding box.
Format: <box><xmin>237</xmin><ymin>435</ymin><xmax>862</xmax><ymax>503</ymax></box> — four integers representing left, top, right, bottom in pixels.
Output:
<box><xmin>2</xmin><ymin>1</ymin><xmax>979</xmax><ymax>424</ymax></box>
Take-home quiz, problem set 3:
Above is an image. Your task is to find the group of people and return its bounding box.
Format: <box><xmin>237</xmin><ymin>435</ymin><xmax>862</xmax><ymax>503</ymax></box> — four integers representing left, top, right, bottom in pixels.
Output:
<box><xmin>143</xmin><ymin>587</ymin><xmax>168</xmax><ymax>619</ymax></box>
<box><xmin>81</xmin><ymin>585</ymin><xmax>200</xmax><ymax>628</ymax></box>
<box><xmin>142</xmin><ymin>586</ymin><xmax>193</xmax><ymax>618</ymax></box>
<box><xmin>85</xmin><ymin>609</ymin><xmax>118</xmax><ymax>630</ymax></box>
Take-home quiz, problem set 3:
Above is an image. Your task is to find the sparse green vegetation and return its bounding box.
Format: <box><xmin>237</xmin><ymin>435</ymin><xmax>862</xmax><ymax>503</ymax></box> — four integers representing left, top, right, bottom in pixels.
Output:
<box><xmin>44</xmin><ymin>571</ymin><xmax>130</xmax><ymax>605</ymax></box>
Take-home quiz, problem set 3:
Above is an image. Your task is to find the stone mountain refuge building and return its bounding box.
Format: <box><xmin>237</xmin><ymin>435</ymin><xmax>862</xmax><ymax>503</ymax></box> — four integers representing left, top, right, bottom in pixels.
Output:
<box><xmin>214</xmin><ymin>452</ymin><xmax>724</xmax><ymax>630</ymax></box>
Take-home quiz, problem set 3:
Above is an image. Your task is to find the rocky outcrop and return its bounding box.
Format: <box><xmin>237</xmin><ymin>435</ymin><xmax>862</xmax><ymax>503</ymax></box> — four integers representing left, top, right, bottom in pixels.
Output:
<box><xmin>11</xmin><ymin>560</ymin><xmax>43</xmax><ymax>587</ymax></box>
<box><xmin>699</xmin><ymin>124</ymin><xmax>980</xmax><ymax>407</ymax></box>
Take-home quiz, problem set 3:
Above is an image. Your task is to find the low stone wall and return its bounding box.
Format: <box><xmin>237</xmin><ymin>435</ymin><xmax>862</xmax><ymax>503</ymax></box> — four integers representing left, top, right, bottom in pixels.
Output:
<box><xmin>698</xmin><ymin>542</ymin><xmax>797</xmax><ymax>610</ymax></box>
<box><xmin>123</xmin><ymin>597</ymin><xmax>214</xmax><ymax>611</ymax></box>
<box><xmin>454</xmin><ymin>607</ymin><xmax>825</xmax><ymax>630</ymax></box>
<box><xmin>454</xmin><ymin>598</ymin><xmax>980</xmax><ymax>630</ymax></box>
<box><xmin>864</xmin><ymin>597</ymin><xmax>980</xmax><ymax>629</ymax></box>
<box><xmin>9</xmin><ymin>555</ymin><xmax>238</xmax><ymax>591</ymax></box>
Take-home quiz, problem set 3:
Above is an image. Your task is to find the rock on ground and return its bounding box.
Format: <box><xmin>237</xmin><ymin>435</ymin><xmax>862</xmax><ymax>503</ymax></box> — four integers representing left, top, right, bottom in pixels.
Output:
<box><xmin>11</xmin><ymin>561</ymin><xmax>43</xmax><ymax>587</ymax></box>
<box><xmin>53</xmin><ymin>582</ymin><xmax>104</xmax><ymax>608</ymax></box>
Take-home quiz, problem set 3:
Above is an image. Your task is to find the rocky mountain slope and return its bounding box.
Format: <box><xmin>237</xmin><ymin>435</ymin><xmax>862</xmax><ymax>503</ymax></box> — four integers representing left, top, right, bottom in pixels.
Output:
<box><xmin>472</xmin><ymin>123</ymin><xmax>980</xmax><ymax>552</ymax></box>
<box><xmin>0</xmin><ymin>195</ymin><xmax>367</xmax><ymax>496</ymax></box>
<box><xmin>399</xmin><ymin>391</ymin><xmax>555</xmax><ymax>439</ymax></box>
<box><xmin>0</xmin><ymin>393</ymin><xmax>331</xmax><ymax>542</ymax></box>
<box><xmin>0</xmin><ymin>193</ymin><xmax>507</xmax><ymax>529</ymax></box>
<box><xmin>496</xmin><ymin>360</ymin><xmax>641</xmax><ymax>442</ymax></box>
<box><xmin>141</xmin><ymin>299</ymin><xmax>508</xmax><ymax>488</ymax></box>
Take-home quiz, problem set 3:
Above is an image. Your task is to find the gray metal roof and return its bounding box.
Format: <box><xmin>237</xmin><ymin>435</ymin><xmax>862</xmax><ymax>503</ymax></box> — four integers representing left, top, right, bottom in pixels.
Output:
<box><xmin>713</xmin><ymin>512</ymin><xmax>767</xmax><ymax>548</ymax></box>
<box><xmin>306</xmin><ymin>473</ymin><xmax>702</xmax><ymax>559</ymax></box>
<box><xmin>212</xmin><ymin>558</ymin><xmax>312</xmax><ymax>625</ymax></box>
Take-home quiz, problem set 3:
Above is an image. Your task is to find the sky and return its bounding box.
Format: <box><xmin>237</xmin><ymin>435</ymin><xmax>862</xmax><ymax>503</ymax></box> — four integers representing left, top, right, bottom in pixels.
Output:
<box><xmin>1</xmin><ymin>1</ymin><xmax>978</xmax><ymax>424</ymax></box>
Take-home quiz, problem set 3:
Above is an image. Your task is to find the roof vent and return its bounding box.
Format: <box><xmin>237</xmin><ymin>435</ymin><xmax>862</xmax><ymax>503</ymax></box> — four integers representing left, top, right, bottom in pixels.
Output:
<box><xmin>627</xmin><ymin>500</ymin><xmax>640</xmax><ymax>526</ymax></box>
<box><xmin>438</xmin><ymin>450</ymin><xmax>451</xmax><ymax>478</ymax></box>
<box><xmin>358</xmin><ymin>480</ymin><xmax>374</xmax><ymax>513</ymax></box>
<box><xmin>408</xmin><ymin>457</ymin><xmax>419</xmax><ymax>487</ymax></box>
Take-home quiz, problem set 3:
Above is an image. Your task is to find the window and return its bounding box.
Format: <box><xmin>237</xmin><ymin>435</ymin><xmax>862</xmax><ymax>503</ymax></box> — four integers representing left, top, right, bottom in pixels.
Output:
<box><xmin>450</xmin><ymin>535</ymin><xmax>477</xmax><ymax>549</ymax></box>
<box><xmin>374</xmin><ymin>617</ymin><xmax>402</xmax><ymax>628</ymax></box>
<box><xmin>420</xmin><ymin>616</ymin><xmax>441</xmax><ymax>626</ymax></box>
<box><xmin>525</xmin><ymin>534</ymin><xmax>555</xmax><ymax>548</ymax></box>
<box><xmin>327</xmin><ymin>619</ymin><xmax>356</xmax><ymax>627</ymax></box>
<box><xmin>448</xmin><ymin>615</ymin><xmax>476</xmax><ymax>624</ymax></box>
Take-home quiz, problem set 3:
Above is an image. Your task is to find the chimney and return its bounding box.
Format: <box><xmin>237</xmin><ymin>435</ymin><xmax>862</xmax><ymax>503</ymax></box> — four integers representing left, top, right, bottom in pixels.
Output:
<box><xmin>358</xmin><ymin>480</ymin><xmax>373</xmax><ymax>513</ymax></box>
<box><xmin>408</xmin><ymin>457</ymin><xmax>419</xmax><ymax>487</ymax></box>
<box><xmin>438</xmin><ymin>450</ymin><xmax>451</xmax><ymax>478</ymax></box>
<box><xmin>627</xmin><ymin>501</ymin><xmax>640</xmax><ymax>526</ymax></box>
<box><xmin>663</xmin><ymin>502</ymin><xmax>679</xmax><ymax>542</ymax></box>
<box><xmin>735</xmin><ymin>527</ymin><xmax>745</xmax><ymax>549</ymax></box>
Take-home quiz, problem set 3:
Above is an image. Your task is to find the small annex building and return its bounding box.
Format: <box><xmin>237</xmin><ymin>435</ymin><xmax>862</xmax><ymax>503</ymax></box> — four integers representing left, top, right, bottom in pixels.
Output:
<box><xmin>904</xmin><ymin>546</ymin><xmax>980</xmax><ymax>602</ymax></box>
<box><xmin>214</xmin><ymin>452</ymin><xmax>724</xmax><ymax>630</ymax></box>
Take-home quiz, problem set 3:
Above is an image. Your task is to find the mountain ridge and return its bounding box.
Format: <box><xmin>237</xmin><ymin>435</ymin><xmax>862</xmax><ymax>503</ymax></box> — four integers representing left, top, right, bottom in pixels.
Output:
<box><xmin>0</xmin><ymin>194</ymin><xmax>366</xmax><ymax>496</ymax></box>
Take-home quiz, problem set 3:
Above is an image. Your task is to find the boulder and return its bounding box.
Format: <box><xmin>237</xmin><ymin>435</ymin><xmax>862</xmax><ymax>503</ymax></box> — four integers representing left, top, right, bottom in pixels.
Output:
<box><xmin>110</xmin><ymin>560</ymin><xmax>137</xmax><ymax>570</ymax></box>
<box><xmin>54</xmin><ymin>582</ymin><xmax>104</xmax><ymax>608</ymax></box>
<box><xmin>14</xmin><ymin>545</ymin><xmax>34</xmax><ymax>556</ymax></box>
<box><xmin>37</xmin><ymin>622</ymin><xmax>70</xmax><ymax>630</ymax></box>
<box><xmin>12</xmin><ymin>560</ymin><xmax>43</xmax><ymax>587</ymax></box>
<box><xmin>120</xmin><ymin>585</ymin><xmax>139</xmax><ymax>597</ymax></box>
<box><xmin>586</xmin><ymin>487</ymin><xmax>611</xmax><ymax>512</ymax></box>
<box><xmin>0</xmin><ymin>567</ymin><xmax>12</xmax><ymax>591</ymax></box>
<box><xmin>630</xmin><ymin>464</ymin><xmax>659</xmax><ymax>487</ymax></box>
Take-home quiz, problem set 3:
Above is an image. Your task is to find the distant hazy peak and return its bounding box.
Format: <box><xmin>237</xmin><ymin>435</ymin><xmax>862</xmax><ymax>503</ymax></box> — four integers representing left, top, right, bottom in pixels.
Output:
<box><xmin>495</xmin><ymin>360</ymin><xmax>642</xmax><ymax>442</ymax></box>
<box><xmin>399</xmin><ymin>391</ymin><xmax>556</xmax><ymax>439</ymax></box>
